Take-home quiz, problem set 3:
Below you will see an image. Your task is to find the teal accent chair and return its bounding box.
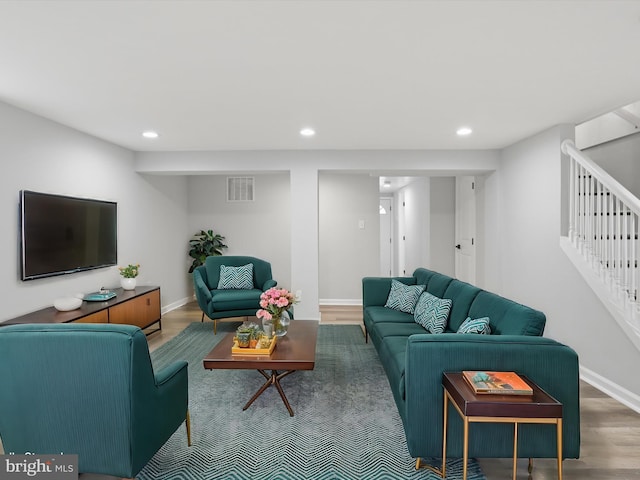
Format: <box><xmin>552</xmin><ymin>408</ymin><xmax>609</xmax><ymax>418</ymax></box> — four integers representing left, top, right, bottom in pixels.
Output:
<box><xmin>0</xmin><ymin>323</ymin><xmax>190</xmax><ymax>479</ymax></box>
<box><xmin>193</xmin><ymin>255</ymin><xmax>277</xmax><ymax>333</ymax></box>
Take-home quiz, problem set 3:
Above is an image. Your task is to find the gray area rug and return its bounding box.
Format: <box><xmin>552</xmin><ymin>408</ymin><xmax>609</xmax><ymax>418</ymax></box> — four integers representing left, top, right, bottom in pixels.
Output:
<box><xmin>140</xmin><ymin>322</ymin><xmax>486</xmax><ymax>480</ymax></box>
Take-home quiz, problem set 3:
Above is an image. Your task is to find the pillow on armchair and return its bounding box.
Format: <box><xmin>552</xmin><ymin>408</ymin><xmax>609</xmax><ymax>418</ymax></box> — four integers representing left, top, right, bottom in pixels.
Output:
<box><xmin>217</xmin><ymin>263</ymin><xmax>254</xmax><ymax>289</ymax></box>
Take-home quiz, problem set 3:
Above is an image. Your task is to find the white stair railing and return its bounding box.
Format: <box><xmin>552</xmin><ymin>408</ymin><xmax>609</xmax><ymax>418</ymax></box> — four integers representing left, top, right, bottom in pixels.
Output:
<box><xmin>562</xmin><ymin>139</ymin><xmax>640</xmax><ymax>322</ymax></box>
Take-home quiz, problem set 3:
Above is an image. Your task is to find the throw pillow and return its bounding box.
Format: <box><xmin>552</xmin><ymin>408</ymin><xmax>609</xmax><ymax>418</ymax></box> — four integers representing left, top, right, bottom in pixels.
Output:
<box><xmin>384</xmin><ymin>279</ymin><xmax>425</xmax><ymax>314</ymax></box>
<box><xmin>217</xmin><ymin>263</ymin><xmax>254</xmax><ymax>289</ymax></box>
<box><xmin>414</xmin><ymin>292</ymin><xmax>452</xmax><ymax>334</ymax></box>
<box><xmin>457</xmin><ymin>316</ymin><xmax>492</xmax><ymax>335</ymax></box>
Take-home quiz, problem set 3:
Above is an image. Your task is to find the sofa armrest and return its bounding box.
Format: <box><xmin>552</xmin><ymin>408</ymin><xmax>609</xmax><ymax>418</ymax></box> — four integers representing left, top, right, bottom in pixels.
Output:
<box><xmin>262</xmin><ymin>279</ymin><xmax>277</xmax><ymax>291</ymax></box>
<box><xmin>403</xmin><ymin>334</ymin><xmax>580</xmax><ymax>459</ymax></box>
<box><xmin>155</xmin><ymin>360</ymin><xmax>188</xmax><ymax>387</ymax></box>
<box><xmin>193</xmin><ymin>268</ymin><xmax>212</xmax><ymax>307</ymax></box>
<box><xmin>362</xmin><ymin>276</ymin><xmax>415</xmax><ymax>307</ymax></box>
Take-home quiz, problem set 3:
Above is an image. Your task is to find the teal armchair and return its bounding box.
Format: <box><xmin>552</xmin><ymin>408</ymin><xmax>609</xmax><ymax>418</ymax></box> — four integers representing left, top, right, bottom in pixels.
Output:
<box><xmin>193</xmin><ymin>255</ymin><xmax>277</xmax><ymax>333</ymax></box>
<box><xmin>0</xmin><ymin>323</ymin><xmax>190</xmax><ymax>479</ymax></box>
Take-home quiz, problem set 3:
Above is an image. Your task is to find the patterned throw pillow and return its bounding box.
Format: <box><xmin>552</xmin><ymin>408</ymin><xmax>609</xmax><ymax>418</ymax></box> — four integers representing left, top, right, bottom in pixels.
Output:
<box><xmin>217</xmin><ymin>263</ymin><xmax>254</xmax><ymax>289</ymax></box>
<box><xmin>457</xmin><ymin>316</ymin><xmax>492</xmax><ymax>335</ymax></box>
<box><xmin>384</xmin><ymin>279</ymin><xmax>425</xmax><ymax>314</ymax></box>
<box><xmin>414</xmin><ymin>292</ymin><xmax>453</xmax><ymax>334</ymax></box>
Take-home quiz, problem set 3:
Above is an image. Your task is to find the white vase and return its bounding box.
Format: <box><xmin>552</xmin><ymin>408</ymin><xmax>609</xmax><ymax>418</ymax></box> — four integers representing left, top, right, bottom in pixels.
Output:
<box><xmin>121</xmin><ymin>277</ymin><xmax>137</xmax><ymax>290</ymax></box>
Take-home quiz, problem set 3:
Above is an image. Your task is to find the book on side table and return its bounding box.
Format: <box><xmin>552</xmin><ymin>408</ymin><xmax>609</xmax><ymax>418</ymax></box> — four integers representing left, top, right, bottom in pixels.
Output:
<box><xmin>462</xmin><ymin>370</ymin><xmax>533</xmax><ymax>395</ymax></box>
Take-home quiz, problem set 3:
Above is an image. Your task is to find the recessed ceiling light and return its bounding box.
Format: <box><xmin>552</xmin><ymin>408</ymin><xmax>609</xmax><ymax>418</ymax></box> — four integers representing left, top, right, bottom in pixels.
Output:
<box><xmin>300</xmin><ymin>127</ymin><xmax>316</xmax><ymax>137</ymax></box>
<box><xmin>456</xmin><ymin>127</ymin><xmax>473</xmax><ymax>136</ymax></box>
<box><xmin>142</xmin><ymin>131</ymin><xmax>159</xmax><ymax>139</ymax></box>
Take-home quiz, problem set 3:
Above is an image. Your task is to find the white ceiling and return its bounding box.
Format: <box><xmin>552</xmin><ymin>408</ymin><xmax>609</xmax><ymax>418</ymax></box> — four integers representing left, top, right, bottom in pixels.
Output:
<box><xmin>1</xmin><ymin>1</ymin><xmax>640</xmax><ymax>152</ymax></box>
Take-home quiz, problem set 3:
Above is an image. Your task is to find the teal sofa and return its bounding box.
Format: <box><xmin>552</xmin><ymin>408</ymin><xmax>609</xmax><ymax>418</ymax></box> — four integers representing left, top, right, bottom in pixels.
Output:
<box><xmin>193</xmin><ymin>255</ymin><xmax>277</xmax><ymax>333</ymax></box>
<box><xmin>0</xmin><ymin>323</ymin><xmax>190</xmax><ymax>478</ymax></box>
<box><xmin>363</xmin><ymin>267</ymin><xmax>580</xmax><ymax>463</ymax></box>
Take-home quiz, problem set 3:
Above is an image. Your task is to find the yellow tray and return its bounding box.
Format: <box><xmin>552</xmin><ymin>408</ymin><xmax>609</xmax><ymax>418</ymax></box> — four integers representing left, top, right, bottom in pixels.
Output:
<box><xmin>231</xmin><ymin>336</ymin><xmax>277</xmax><ymax>355</ymax></box>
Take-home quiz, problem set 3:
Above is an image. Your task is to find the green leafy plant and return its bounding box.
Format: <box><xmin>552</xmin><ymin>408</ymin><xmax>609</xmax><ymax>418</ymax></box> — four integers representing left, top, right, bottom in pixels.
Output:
<box><xmin>188</xmin><ymin>229</ymin><xmax>228</xmax><ymax>273</ymax></box>
<box><xmin>118</xmin><ymin>264</ymin><xmax>140</xmax><ymax>278</ymax></box>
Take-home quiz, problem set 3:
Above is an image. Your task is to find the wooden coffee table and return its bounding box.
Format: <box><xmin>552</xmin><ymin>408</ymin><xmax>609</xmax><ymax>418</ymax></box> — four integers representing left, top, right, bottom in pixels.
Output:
<box><xmin>203</xmin><ymin>319</ymin><xmax>319</xmax><ymax>416</ymax></box>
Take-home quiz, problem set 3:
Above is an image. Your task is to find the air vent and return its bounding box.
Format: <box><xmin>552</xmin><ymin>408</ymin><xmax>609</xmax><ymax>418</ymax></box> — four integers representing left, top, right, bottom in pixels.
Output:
<box><xmin>227</xmin><ymin>177</ymin><xmax>254</xmax><ymax>202</ymax></box>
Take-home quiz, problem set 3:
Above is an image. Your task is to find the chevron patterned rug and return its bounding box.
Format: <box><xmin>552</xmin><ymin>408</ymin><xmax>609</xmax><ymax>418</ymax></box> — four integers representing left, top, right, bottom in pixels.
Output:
<box><xmin>140</xmin><ymin>322</ymin><xmax>486</xmax><ymax>480</ymax></box>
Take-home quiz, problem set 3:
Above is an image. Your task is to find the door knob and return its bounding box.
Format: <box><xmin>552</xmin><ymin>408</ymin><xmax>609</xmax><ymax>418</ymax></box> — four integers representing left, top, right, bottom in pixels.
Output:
<box><xmin>455</xmin><ymin>244</ymin><xmax>461</xmax><ymax>249</ymax></box>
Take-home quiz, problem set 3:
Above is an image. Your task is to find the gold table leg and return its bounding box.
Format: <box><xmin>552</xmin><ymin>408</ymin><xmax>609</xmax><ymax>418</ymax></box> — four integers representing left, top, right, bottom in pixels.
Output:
<box><xmin>557</xmin><ymin>418</ymin><xmax>563</xmax><ymax>480</ymax></box>
<box><xmin>513</xmin><ymin>422</ymin><xmax>518</xmax><ymax>480</ymax></box>
<box><xmin>415</xmin><ymin>389</ymin><xmax>447</xmax><ymax>478</ymax></box>
<box><xmin>463</xmin><ymin>417</ymin><xmax>469</xmax><ymax>480</ymax></box>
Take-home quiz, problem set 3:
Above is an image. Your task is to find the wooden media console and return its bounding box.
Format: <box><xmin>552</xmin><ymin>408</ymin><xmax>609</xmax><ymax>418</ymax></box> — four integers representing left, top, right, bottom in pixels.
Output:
<box><xmin>1</xmin><ymin>286</ymin><xmax>161</xmax><ymax>334</ymax></box>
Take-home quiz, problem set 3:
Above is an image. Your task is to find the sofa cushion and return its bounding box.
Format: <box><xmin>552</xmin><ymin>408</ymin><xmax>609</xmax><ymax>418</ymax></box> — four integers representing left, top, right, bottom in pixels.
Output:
<box><xmin>457</xmin><ymin>316</ymin><xmax>491</xmax><ymax>334</ymax></box>
<box><xmin>424</xmin><ymin>272</ymin><xmax>454</xmax><ymax>297</ymax></box>
<box><xmin>374</xmin><ymin>322</ymin><xmax>428</xmax><ymax>339</ymax></box>
<box><xmin>217</xmin><ymin>263</ymin><xmax>254</xmax><ymax>289</ymax></box>
<box><xmin>211</xmin><ymin>288</ymin><xmax>262</xmax><ymax>311</ymax></box>
<box><xmin>364</xmin><ymin>306</ymin><xmax>415</xmax><ymax>325</ymax></box>
<box><xmin>443</xmin><ymin>279</ymin><xmax>482</xmax><ymax>331</ymax></box>
<box><xmin>385</xmin><ymin>279</ymin><xmax>425</xmax><ymax>314</ymax></box>
<box><xmin>414</xmin><ymin>292</ymin><xmax>452</xmax><ymax>334</ymax></box>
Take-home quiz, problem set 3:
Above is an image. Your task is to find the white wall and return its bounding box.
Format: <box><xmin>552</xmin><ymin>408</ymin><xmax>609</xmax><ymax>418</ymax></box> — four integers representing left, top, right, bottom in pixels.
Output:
<box><xmin>0</xmin><ymin>101</ymin><xmax>190</xmax><ymax>320</ymax></box>
<box><xmin>187</xmin><ymin>174</ymin><xmax>292</xmax><ymax>289</ymax></box>
<box><xmin>583</xmin><ymin>132</ymin><xmax>640</xmax><ymax>198</ymax></box>
<box><xmin>318</xmin><ymin>172</ymin><xmax>379</xmax><ymax>301</ymax></box>
<box><xmin>484</xmin><ymin>124</ymin><xmax>640</xmax><ymax>397</ymax></box>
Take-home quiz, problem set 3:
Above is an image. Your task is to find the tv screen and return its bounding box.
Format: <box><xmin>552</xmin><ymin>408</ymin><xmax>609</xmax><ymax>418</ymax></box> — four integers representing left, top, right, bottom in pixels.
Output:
<box><xmin>20</xmin><ymin>190</ymin><xmax>117</xmax><ymax>280</ymax></box>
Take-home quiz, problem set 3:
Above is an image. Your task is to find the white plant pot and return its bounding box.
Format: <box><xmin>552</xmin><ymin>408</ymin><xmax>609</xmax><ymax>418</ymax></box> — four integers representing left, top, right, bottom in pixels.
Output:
<box><xmin>120</xmin><ymin>277</ymin><xmax>137</xmax><ymax>290</ymax></box>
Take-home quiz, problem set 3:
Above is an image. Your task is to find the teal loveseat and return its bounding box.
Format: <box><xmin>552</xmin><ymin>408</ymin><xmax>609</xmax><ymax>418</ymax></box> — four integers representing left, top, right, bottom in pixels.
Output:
<box><xmin>193</xmin><ymin>255</ymin><xmax>277</xmax><ymax>333</ymax></box>
<box><xmin>363</xmin><ymin>268</ymin><xmax>580</xmax><ymax>464</ymax></box>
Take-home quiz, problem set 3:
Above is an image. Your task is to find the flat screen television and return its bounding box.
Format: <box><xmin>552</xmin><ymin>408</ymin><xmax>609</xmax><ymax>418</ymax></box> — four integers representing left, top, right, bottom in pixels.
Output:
<box><xmin>20</xmin><ymin>190</ymin><xmax>117</xmax><ymax>280</ymax></box>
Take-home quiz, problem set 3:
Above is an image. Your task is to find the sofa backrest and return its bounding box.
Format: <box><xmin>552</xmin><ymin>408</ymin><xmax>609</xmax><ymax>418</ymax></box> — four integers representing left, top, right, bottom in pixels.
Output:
<box><xmin>468</xmin><ymin>291</ymin><xmax>546</xmax><ymax>336</ymax></box>
<box><xmin>204</xmin><ymin>255</ymin><xmax>273</xmax><ymax>290</ymax></box>
<box><xmin>442</xmin><ymin>279</ymin><xmax>482</xmax><ymax>331</ymax></box>
<box><xmin>412</xmin><ymin>267</ymin><xmax>545</xmax><ymax>336</ymax></box>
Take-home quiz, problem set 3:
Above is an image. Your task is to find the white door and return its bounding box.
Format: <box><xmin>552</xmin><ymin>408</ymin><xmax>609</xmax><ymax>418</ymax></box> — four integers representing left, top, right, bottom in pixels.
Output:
<box><xmin>398</xmin><ymin>191</ymin><xmax>407</xmax><ymax>276</ymax></box>
<box><xmin>379</xmin><ymin>197</ymin><xmax>393</xmax><ymax>276</ymax></box>
<box><xmin>455</xmin><ymin>176</ymin><xmax>476</xmax><ymax>283</ymax></box>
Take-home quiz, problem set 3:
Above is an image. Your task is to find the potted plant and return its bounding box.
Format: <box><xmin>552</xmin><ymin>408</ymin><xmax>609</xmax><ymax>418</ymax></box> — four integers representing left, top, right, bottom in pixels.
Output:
<box><xmin>119</xmin><ymin>264</ymin><xmax>140</xmax><ymax>290</ymax></box>
<box><xmin>188</xmin><ymin>229</ymin><xmax>228</xmax><ymax>273</ymax></box>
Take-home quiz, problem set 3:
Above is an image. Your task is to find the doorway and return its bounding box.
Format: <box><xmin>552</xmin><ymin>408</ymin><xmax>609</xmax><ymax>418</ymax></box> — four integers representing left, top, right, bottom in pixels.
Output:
<box><xmin>455</xmin><ymin>176</ymin><xmax>476</xmax><ymax>283</ymax></box>
<box><xmin>379</xmin><ymin>197</ymin><xmax>393</xmax><ymax>276</ymax></box>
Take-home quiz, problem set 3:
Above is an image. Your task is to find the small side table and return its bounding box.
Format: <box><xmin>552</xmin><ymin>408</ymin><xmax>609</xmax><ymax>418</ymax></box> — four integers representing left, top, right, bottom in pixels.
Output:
<box><xmin>429</xmin><ymin>372</ymin><xmax>563</xmax><ymax>480</ymax></box>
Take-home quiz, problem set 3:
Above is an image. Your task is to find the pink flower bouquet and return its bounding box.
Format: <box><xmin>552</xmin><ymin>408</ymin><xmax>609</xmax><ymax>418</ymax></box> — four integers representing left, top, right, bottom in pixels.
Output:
<box><xmin>256</xmin><ymin>287</ymin><xmax>297</xmax><ymax>321</ymax></box>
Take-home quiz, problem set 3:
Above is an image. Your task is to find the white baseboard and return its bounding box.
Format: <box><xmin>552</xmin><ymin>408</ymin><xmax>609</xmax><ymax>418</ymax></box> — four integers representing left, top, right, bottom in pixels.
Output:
<box><xmin>319</xmin><ymin>299</ymin><xmax>362</xmax><ymax>306</ymax></box>
<box><xmin>161</xmin><ymin>295</ymin><xmax>194</xmax><ymax>315</ymax></box>
<box><xmin>580</xmin><ymin>365</ymin><xmax>640</xmax><ymax>414</ymax></box>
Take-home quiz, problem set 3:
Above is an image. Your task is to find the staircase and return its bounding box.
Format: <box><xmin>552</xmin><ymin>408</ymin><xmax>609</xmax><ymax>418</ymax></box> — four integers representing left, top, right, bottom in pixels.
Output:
<box><xmin>560</xmin><ymin>139</ymin><xmax>640</xmax><ymax>350</ymax></box>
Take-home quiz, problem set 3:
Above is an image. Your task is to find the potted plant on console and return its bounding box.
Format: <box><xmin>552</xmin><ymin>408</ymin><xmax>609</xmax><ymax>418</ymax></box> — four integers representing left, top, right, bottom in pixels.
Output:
<box><xmin>119</xmin><ymin>264</ymin><xmax>140</xmax><ymax>291</ymax></box>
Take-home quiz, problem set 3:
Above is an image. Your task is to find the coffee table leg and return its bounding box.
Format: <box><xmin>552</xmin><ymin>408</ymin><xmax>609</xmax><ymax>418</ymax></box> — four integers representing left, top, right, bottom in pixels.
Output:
<box><xmin>274</xmin><ymin>370</ymin><xmax>296</xmax><ymax>417</ymax></box>
<box><xmin>242</xmin><ymin>369</ymin><xmax>297</xmax><ymax>417</ymax></box>
<box><xmin>243</xmin><ymin>370</ymin><xmax>274</xmax><ymax>412</ymax></box>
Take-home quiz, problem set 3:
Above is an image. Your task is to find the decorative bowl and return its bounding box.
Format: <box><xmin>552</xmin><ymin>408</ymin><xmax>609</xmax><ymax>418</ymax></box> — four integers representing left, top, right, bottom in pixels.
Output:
<box><xmin>53</xmin><ymin>297</ymin><xmax>83</xmax><ymax>312</ymax></box>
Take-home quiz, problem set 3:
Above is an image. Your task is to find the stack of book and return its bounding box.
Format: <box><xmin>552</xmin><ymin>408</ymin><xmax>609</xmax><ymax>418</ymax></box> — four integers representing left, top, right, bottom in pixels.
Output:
<box><xmin>462</xmin><ymin>371</ymin><xmax>533</xmax><ymax>396</ymax></box>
